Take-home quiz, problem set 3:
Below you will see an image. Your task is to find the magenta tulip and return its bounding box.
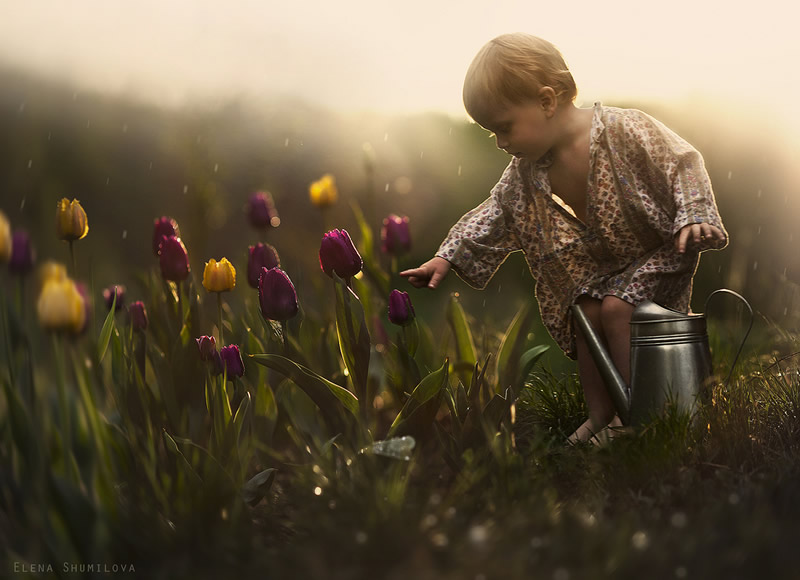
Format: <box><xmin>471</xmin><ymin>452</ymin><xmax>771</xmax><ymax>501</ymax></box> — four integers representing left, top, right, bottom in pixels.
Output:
<box><xmin>158</xmin><ymin>236</ymin><xmax>190</xmax><ymax>282</ymax></box>
<box><xmin>9</xmin><ymin>230</ymin><xmax>34</xmax><ymax>275</ymax></box>
<box><xmin>196</xmin><ymin>335</ymin><xmax>217</xmax><ymax>361</ymax></box>
<box><xmin>103</xmin><ymin>284</ymin><xmax>126</xmax><ymax>312</ymax></box>
<box><xmin>247</xmin><ymin>243</ymin><xmax>280</xmax><ymax>289</ymax></box>
<box><xmin>381</xmin><ymin>214</ymin><xmax>411</xmax><ymax>255</ymax></box>
<box><xmin>220</xmin><ymin>344</ymin><xmax>245</xmax><ymax>378</ymax></box>
<box><xmin>388</xmin><ymin>289</ymin><xmax>415</xmax><ymax>326</ymax></box>
<box><xmin>248</xmin><ymin>192</ymin><xmax>280</xmax><ymax>229</ymax></box>
<box><xmin>129</xmin><ymin>301</ymin><xmax>148</xmax><ymax>331</ymax></box>
<box><xmin>259</xmin><ymin>267</ymin><xmax>299</xmax><ymax>321</ymax></box>
<box><xmin>152</xmin><ymin>216</ymin><xmax>180</xmax><ymax>256</ymax></box>
<box><xmin>319</xmin><ymin>229</ymin><xmax>362</xmax><ymax>279</ymax></box>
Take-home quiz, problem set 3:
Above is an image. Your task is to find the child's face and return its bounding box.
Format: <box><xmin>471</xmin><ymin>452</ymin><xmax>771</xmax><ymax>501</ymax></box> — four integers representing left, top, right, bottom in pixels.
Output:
<box><xmin>478</xmin><ymin>100</ymin><xmax>555</xmax><ymax>161</ymax></box>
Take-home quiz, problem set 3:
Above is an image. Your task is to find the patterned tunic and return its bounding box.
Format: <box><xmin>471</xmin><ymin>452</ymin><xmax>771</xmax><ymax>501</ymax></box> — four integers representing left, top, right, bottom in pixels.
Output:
<box><xmin>436</xmin><ymin>104</ymin><xmax>727</xmax><ymax>358</ymax></box>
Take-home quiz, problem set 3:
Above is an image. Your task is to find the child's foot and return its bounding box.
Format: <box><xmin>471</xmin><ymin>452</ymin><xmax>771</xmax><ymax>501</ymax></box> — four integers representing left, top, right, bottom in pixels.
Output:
<box><xmin>567</xmin><ymin>415</ymin><xmax>625</xmax><ymax>446</ymax></box>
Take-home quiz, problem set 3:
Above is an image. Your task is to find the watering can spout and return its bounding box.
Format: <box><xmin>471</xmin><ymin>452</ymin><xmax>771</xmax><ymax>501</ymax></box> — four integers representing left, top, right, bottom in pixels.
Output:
<box><xmin>571</xmin><ymin>304</ymin><xmax>631</xmax><ymax>424</ymax></box>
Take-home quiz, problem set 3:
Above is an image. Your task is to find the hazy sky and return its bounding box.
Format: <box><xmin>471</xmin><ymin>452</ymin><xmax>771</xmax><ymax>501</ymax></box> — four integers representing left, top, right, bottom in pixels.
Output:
<box><xmin>1</xmin><ymin>0</ymin><xmax>798</xmax><ymax>126</ymax></box>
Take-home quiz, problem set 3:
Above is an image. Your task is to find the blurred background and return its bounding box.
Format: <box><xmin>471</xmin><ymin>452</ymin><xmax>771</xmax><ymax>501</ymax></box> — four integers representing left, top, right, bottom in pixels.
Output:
<box><xmin>1</xmin><ymin>0</ymin><xmax>799</xmax><ymax>368</ymax></box>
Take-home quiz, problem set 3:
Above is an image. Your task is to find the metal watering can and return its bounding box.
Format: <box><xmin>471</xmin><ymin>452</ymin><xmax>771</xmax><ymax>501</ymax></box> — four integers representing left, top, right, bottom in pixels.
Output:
<box><xmin>571</xmin><ymin>289</ymin><xmax>753</xmax><ymax>425</ymax></box>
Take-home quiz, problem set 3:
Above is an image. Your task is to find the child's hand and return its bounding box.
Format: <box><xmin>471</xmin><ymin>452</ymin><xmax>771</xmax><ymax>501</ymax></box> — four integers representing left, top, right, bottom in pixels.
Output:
<box><xmin>675</xmin><ymin>223</ymin><xmax>726</xmax><ymax>254</ymax></box>
<box><xmin>400</xmin><ymin>257</ymin><xmax>451</xmax><ymax>289</ymax></box>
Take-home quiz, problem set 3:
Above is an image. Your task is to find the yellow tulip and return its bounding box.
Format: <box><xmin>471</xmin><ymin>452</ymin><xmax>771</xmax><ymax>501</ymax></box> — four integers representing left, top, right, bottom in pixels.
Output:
<box><xmin>309</xmin><ymin>174</ymin><xmax>339</xmax><ymax>208</ymax></box>
<box><xmin>56</xmin><ymin>198</ymin><xmax>89</xmax><ymax>241</ymax></box>
<box><xmin>37</xmin><ymin>277</ymin><xmax>86</xmax><ymax>333</ymax></box>
<box><xmin>38</xmin><ymin>261</ymin><xmax>68</xmax><ymax>290</ymax></box>
<box><xmin>203</xmin><ymin>258</ymin><xmax>236</xmax><ymax>292</ymax></box>
<box><xmin>0</xmin><ymin>210</ymin><xmax>10</xmax><ymax>263</ymax></box>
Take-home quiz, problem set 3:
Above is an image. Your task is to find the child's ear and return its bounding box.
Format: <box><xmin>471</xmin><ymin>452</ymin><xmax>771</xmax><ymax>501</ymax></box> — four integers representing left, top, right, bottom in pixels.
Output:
<box><xmin>538</xmin><ymin>86</ymin><xmax>557</xmax><ymax>115</ymax></box>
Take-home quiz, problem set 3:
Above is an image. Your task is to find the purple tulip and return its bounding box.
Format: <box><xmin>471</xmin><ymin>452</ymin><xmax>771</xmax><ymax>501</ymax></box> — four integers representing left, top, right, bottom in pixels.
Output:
<box><xmin>247</xmin><ymin>192</ymin><xmax>280</xmax><ymax>229</ymax></box>
<box><xmin>152</xmin><ymin>216</ymin><xmax>180</xmax><ymax>256</ymax></box>
<box><xmin>196</xmin><ymin>335</ymin><xmax>217</xmax><ymax>361</ymax></box>
<box><xmin>158</xmin><ymin>236</ymin><xmax>190</xmax><ymax>282</ymax></box>
<box><xmin>129</xmin><ymin>301</ymin><xmax>148</xmax><ymax>331</ymax></box>
<box><xmin>259</xmin><ymin>267</ymin><xmax>299</xmax><ymax>321</ymax></box>
<box><xmin>388</xmin><ymin>289</ymin><xmax>415</xmax><ymax>326</ymax></box>
<box><xmin>319</xmin><ymin>229</ymin><xmax>362</xmax><ymax>279</ymax></box>
<box><xmin>220</xmin><ymin>344</ymin><xmax>245</xmax><ymax>378</ymax></box>
<box><xmin>103</xmin><ymin>284</ymin><xmax>126</xmax><ymax>312</ymax></box>
<box><xmin>381</xmin><ymin>214</ymin><xmax>411</xmax><ymax>255</ymax></box>
<box><xmin>9</xmin><ymin>230</ymin><xmax>35</xmax><ymax>275</ymax></box>
<box><xmin>247</xmin><ymin>243</ymin><xmax>280</xmax><ymax>289</ymax></box>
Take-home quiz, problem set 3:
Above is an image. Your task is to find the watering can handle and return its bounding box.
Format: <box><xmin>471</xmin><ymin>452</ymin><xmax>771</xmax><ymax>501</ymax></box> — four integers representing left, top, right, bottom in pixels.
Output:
<box><xmin>703</xmin><ymin>289</ymin><xmax>754</xmax><ymax>387</ymax></box>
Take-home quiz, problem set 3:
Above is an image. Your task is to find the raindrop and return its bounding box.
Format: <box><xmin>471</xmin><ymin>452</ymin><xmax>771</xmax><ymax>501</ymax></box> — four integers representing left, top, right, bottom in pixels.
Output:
<box><xmin>87</xmin><ymin>119</ymin><xmax>91</xmax><ymax>128</ymax></box>
<box><xmin>47</xmin><ymin>132</ymin><xmax>51</xmax><ymax>141</ymax></box>
<box><xmin>355</xmin><ymin>531</ymin><xmax>368</xmax><ymax>544</ymax></box>
<box><xmin>148</xmin><ymin>161</ymin><xmax>153</xmax><ymax>171</ymax></box>
<box><xmin>752</xmin><ymin>261</ymin><xmax>758</xmax><ymax>271</ymax></box>
<box><xmin>790</xmin><ymin>233</ymin><xmax>794</xmax><ymax>242</ymax></box>
<box><xmin>757</xmin><ymin>226</ymin><xmax>761</xmax><ymax>235</ymax></box>
<box><xmin>420</xmin><ymin>151</ymin><xmax>424</xmax><ymax>159</ymax></box>
<box><xmin>458</xmin><ymin>165</ymin><xmax>462</xmax><ymax>176</ymax></box>
<box><xmin>18</xmin><ymin>102</ymin><xmax>25</xmax><ymax>113</ymax></box>
<box><xmin>20</xmin><ymin>197</ymin><xmax>26</xmax><ymax>210</ymax></box>
<box><xmin>675</xmin><ymin>567</ymin><xmax>687</xmax><ymax>578</ymax></box>
<box><xmin>727</xmin><ymin>171</ymin><xmax>732</xmax><ymax>180</ymax></box>
<box><xmin>213</xmin><ymin>163</ymin><xmax>219</xmax><ymax>173</ymax></box>
<box><xmin>122</xmin><ymin>123</ymin><xmax>128</xmax><ymax>133</ymax></box>
<box><xmin>106</xmin><ymin>177</ymin><xmax>110</xmax><ymax>185</ymax></box>
<box><xmin>27</xmin><ymin>159</ymin><xmax>32</xmax><ymax>169</ymax></box>
<box><xmin>183</xmin><ymin>185</ymin><xmax>189</xmax><ymax>194</ymax></box>
<box><xmin>72</xmin><ymin>92</ymin><xmax>78</xmax><ymax>100</ymax></box>
<box><xmin>284</xmin><ymin>138</ymin><xmax>289</xmax><ymax>147</ymax></box>
<box><xmin>384</xmin><ymin>132</ymin><xmax>389</xmax><ymax>142</ymax></box>
<box><xmin>448</xmin><ymin>127</ymin><xmax>453</xmax><ymax>136</ymax></box>
<box><xmin>784</xmin><ymin>307</ymin><xmax>788</xmax><ymax>316</ymax></box>
<box><xmin>122</xmin><ymin>230</ymin><xmax>127</xmax><ymax>239</ymax></box>
<box><xmin>385</xmin><ymin>183</ymin><xmax>390</xmax><ymax>192</ymax></box>
<box><xmin>757</xmin><ymin>189</ymin><xmax>762</xmax><ymax>198</ymax></box>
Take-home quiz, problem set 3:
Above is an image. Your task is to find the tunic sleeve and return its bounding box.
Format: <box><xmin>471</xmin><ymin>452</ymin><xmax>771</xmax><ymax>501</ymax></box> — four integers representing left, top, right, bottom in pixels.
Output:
<box><xmin>435</xmin><ymin>161</ymin><xmax>522</xmax><ymax>289</ymax></box>
<box><xmin>625</xmin><ymin>110</ymin><xmax>727</xmax><ymax>250</ymax></box>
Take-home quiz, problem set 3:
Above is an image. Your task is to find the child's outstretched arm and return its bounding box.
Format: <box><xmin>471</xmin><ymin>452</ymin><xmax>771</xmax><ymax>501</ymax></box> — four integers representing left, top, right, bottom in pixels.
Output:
<box><xmin>400</xmin><ymin>257</ymin><xmax>451</xmax><ymax>289</ymax></box>
<box><xmin>675</xmin><ymin>223</ymin><xmax>727</xmax><ymax>254</ymax></box>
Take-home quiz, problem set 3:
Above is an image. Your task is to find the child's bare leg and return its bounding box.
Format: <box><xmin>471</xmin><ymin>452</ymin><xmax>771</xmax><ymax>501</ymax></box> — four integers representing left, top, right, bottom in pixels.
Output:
<box><xmin>568</xmin><ymin>295</ymin><xmax>634</xmax><ymax>443</ymax></box>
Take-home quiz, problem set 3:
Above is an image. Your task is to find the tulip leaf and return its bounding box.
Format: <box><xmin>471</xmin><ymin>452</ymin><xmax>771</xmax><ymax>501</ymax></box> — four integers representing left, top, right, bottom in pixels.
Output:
<box><xmin>97</xmin><ymin>292</ymin><xmax>117</xmax><ymax>363</ymax></box>
<box><xmin>495</xmin><ymin>302</ymin><xmax>533</xmax><ymax>390</ymax></box>
<box><xmin>387</xmin><ymin>359</ymin><xmax>448</xmax><ymax>439</ymax></box>
<box><xmin>446</xmin><ymin>294</ymin><xmax>477</xmax><ymax>368</ymax></box>
<box><xmin>517</xmin><ymin>345</ymin><xmax>551</xmax><ymax>386</ymax></box>
<box><xmin>332</xmin><ymin>273</ymin><xmax>371</xmax><ymax>410</ymax></box>
<box><xmin>249</xmin><ymin>353</ymin><xmax>360</xmax><ymax>425</ymax></box>
<box><xmin>242</xmin><ymin>468</ymin><xmax>277</xmax><ymax>506</ymax></box>
<box><xmin>233</xmin><ymin>391</ymin><xmax>251</xmax><ymax>446</ymax></box>
<box><xmin>162</xmin><ymin>430</ymin><xmax>203</xmax><ymax>485</ymax></box>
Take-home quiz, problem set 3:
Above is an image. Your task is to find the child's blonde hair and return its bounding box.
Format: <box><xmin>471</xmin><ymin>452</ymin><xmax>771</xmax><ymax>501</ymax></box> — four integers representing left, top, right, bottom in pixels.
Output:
<box><xmin>463</xmin><ymin>33</ymin><xmax>577</xmax><ymax>120</ymax></box>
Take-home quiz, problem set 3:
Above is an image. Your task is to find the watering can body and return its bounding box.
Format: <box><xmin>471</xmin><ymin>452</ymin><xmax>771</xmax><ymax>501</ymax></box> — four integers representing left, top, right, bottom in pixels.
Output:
<box><xmin>571</xmin><ymin>290</ymin><xmax>751</xmax><ymax>426</ymax></box>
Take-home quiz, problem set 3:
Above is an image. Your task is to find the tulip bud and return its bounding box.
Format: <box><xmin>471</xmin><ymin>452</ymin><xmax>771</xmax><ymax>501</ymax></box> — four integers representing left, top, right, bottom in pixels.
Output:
<box><xmin>319</xmin><ymin>229</ymin><xmax>362</xmax><ymax>279</ymax></box>
<box><xmin>158</xmin><ymin>236</ymin><xmax>190</xmax><ymax>282</ymax></box>
<box><xmin>152</xmin><ymin>216</ymin><xmax>180</xmax><ymax>256</ymax></box>
<box><xmin>247</xmin><ymin>192</ymin><xmax>280</xmax><ymax>229</ymax></box>
<box><xmin>259</xmin><ymin>267</ymin><xmax>299</xmax><ymax>321</ymax></box>
<box><xmin>196</xmin><ymin>335</ymin><xmax>217</xmax><ymax>361</ymax></box>
<box><xmin>247</xmin><ymin>243</ymin><xmax>280</xmax><ymax>288</ymax></box>
<box><xmin>309</xmin><ymin>174</ymin><xmax>339</xmax><ymax>208</ymax></box>
<box><xmin>129</xmin><ymin>301</ymin><xmax>148</xmax><ymax>331</ymax></box>
<box><xmin>56</xmin><ymin>198</ymin><xmax>89</xmax><ymax>241</ymax></box>
<box><xmin>0</xmin><ymin>210</ymin><xmax>11</xmax><ymax>263</ymax></box>
<box><xmin>388</xmin><ymin>289</ymin><xmax>415</xmax><ymax>326</ymax></box>
<box><xmin>103</xmin><ymin>284</ymin><xmax>126</xmax><ymax>311</ymax></box>
<box><xmin>9</xmin><ymin>230</ymin><xmax>34</xmax><ymax>276</ymax></box>
<box><xmin>381</xmin><ymin>214</ymin><xmax>411</xmax><ymax>256</ymax></box>
<box><xmin>220</xmin><ymin>344</ymin><xmax>245</xmax><ymax>378</ymax></box>
<box><xmin>202</xmin><ymin>258</ymin><xmax>236</xmax><ymax>292</ymax></box>
<box><xmin>37</xmin><ymin>277</ymin><xmax>86</xmax><ymax>333</ymax></box>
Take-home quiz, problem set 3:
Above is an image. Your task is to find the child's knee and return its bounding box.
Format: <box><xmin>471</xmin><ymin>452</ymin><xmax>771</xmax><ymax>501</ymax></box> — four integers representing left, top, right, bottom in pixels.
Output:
<box><xmin>599</xmin><ymin>296</ymin><xmax>634</xmax><ymax>330</ymax></box>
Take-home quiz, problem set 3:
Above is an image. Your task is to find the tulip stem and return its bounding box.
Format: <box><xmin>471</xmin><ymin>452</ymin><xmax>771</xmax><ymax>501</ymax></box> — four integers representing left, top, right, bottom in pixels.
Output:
<box><xmin>217</xmin><ymin>292</ymin><xmax>224</xmax><ymax>347</ymax></box>
<box><xmin>68</xmin><ymin>240</ymin><xmax>76</xmax><ymax>276</ymax></box>
<box><xmin>52</xmin><ymin>334</ymin><xmax>78</xmax><ymax>482</ymax></box>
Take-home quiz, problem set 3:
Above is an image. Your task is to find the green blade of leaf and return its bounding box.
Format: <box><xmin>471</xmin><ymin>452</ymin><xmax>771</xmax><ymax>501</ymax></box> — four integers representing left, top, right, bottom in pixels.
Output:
<box><xmin>97</xmin><ymin>292</ymin><xmax>117</xmax><ymax>363</ymax></box>
<box><xmin>242</xmin><ymin>468</ymin><xmax>277</xmax><ymax>506</ymax></box>
<box><xmin>333</xmin><ymin>273</ymin><xmax>371</xmax><ymax>405</ymax></box>
<box><xmin>496</xmin><ymin>302</ymin><xmax>536</xmax><ymax>392</ymax></box>
<box><xmin>387</xmin><ymin>358</ymin><xmax>449</xmax><ymax>438</ymax></box>
<box><xmin>446</xmin><ymin>294</ymin><xmax>477</xmax><ymax>367</ymax></box>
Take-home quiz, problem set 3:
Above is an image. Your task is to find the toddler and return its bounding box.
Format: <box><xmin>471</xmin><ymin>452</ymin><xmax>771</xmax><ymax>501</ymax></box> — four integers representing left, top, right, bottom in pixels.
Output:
<box><xmin>400</xmin><ymin>33</ymin><xmax>727</xmax><ymax>443</ymax></box>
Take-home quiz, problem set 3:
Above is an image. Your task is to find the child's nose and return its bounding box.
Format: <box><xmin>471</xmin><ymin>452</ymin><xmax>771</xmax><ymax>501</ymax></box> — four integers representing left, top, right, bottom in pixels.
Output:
<box><xmin>495</xmin><ymin>136</ymin><xmax>508</xmax><ymax>150</ymax></box>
